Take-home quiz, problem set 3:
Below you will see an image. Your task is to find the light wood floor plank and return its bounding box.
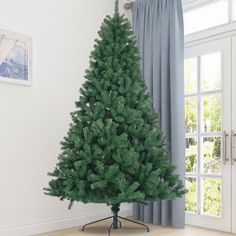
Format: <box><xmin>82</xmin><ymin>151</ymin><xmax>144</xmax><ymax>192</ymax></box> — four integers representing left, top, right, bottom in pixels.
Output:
<box><xmin>37</xmin><ymin>222</ymin><xmax>235</xmax><ymax>236</ymax></box>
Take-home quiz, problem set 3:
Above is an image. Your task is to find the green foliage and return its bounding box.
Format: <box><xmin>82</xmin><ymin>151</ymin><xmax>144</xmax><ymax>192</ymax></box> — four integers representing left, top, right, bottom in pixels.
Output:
<box><xmin>185</xmin><ymin>154</ymin><xmax>196</xmax><ymax>173</ymax></box>
<box><xmin>185</xmin><ymin>99</ymin><xmax>197</xmax><ymax>133</ymax></box>
<box><xmin>213</xmin><ymin>137</ymin><xmax>221</xmax><ymax>158</ymax></box>
<box><xmin>203</xmin><ymin>179</ymin><xmax>221</xmax><ymax>216</ymax></box>
<box><xmin>185</xmin><ymin>178</ymin><xmax>197</xmax><ymax>213</ymax></box>
<box><xmin>184</xmin><ymin>90</ymin><xmax>221</xmax><ymax>134</ymax></box>
<box><xmin>45</xmin><ymin>0</ymin><xmax>185</xmax><ymax>208</ymax></box>
<box><xmin>203</xmin><ymin>96</ymin><xmax>221</xmax><ymax>132</ymax></box>
<box><xmin>185</xmin><ymin>141</ymin><xmax>221</xmax><ymax>215</ymax></box>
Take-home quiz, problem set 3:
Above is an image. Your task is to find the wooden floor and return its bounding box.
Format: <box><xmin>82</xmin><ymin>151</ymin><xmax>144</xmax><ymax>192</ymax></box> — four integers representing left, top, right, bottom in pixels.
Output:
<box><xmin>38</xmin><ymin>221</ymin><xmax>235</xmax><ymax>236</ymax></box>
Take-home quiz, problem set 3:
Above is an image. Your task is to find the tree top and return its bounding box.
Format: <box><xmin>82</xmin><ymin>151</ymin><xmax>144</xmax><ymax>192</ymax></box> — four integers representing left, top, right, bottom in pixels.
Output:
<box><xmin>115</xmin><ymin>0</ymin><xmax>119</xmax><ymax>15</ymax></box>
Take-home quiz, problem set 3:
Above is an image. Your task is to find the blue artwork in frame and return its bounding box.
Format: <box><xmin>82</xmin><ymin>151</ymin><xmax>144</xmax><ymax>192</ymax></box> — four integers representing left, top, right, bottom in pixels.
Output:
<box><xmin>0</xmin><ymin>29</ymin><xmax>32</xmax><ymax>86</ymax></box>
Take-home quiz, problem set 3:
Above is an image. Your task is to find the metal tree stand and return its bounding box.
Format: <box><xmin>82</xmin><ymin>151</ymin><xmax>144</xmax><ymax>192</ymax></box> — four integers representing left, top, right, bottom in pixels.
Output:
<box><xmin>82</xmin><ymin>204</ymin><xmax>149</xmax><ymax>236</ymax></box>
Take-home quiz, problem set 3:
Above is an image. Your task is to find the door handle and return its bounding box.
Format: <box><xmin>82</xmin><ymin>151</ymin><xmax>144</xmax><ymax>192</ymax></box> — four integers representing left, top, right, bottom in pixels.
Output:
<box><xmin>231</xmin><ymin>130</ymin><xmax>236</xmax><ymax>165</ymax></box>
<box><xmin>223</xmin><ymin>131</ymin><xmax>229</xmax><ymax>164</ymax></box>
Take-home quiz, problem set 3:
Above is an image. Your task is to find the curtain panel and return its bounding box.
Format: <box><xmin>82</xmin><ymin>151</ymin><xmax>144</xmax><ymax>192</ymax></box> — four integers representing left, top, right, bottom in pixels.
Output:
<box><xmin>132</xmin><ymin>0</ymin><xmax>185</xmax><ymax>228</ymax></box>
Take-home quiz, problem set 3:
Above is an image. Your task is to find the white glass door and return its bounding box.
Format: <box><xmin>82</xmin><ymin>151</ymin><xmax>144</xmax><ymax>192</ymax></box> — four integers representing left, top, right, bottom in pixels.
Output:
<box><xmin>184</xmin><ymin>38</ymin><xmax>232</xmax><ymax>232</ymax></box>
<box><xmin>232</xmin><ymin>36</ymin><xmax>236</xmax><ymax>234</ymax></box>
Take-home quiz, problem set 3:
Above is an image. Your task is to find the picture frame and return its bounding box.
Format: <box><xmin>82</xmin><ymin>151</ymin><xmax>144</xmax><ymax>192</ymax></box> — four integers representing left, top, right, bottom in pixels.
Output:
<box><xmin>0</xmin><ymin>29</ymin><xmax>32</xmax><ymax>86</ymax></box>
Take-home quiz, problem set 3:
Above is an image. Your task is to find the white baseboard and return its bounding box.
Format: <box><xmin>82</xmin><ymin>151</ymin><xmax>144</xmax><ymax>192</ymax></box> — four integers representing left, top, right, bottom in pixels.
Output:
<box><xmin>0</xmin><ymin>207</ymin><xmax>132</xmax><ymax>236</ymax></box>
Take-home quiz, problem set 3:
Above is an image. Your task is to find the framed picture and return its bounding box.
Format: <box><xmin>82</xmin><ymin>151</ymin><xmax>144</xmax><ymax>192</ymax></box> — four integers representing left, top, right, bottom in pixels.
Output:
<box><xmin>0</xmin><ymin>29</ymin><xmax>32</xmax><ymax>86</ymax></box>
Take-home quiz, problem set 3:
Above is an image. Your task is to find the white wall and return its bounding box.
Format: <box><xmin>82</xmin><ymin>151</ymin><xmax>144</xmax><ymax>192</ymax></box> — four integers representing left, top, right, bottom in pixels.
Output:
<box><xmin>0</xmin><ymin>1</ymin><xmax>131</xmax><ymax>235</ymax></box>
<box><xmin>120</xmin><ymin>0</ymin><xmax>132</xmax><ymax>20</ymax></box>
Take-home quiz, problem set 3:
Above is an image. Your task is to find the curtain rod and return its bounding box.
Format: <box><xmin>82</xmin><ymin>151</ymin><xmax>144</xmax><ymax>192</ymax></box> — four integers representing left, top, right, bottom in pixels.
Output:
<box><xmin>124</xmin><ymin>1</ymin><xmax>134</xmax><ymax>10</ymax></box>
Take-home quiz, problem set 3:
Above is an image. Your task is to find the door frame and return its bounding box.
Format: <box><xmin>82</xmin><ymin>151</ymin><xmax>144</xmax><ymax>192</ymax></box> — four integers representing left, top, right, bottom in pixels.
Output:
<box><xmin>231</xmin><ymin>36</ymin><xmax>236</xmax><ymax>234</ymax></box>
<box><xmin>184</xmin><ymin>38</ymin><xmax>232</xmax><ymax>232</ymax></box>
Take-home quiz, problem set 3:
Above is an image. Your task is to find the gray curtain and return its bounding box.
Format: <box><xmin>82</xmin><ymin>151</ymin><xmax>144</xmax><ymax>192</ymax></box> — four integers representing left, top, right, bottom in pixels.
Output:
<box><xmin>132</xmin><ymin>0</ymin><xmax>185</xmax><ymax>228</ymax></box>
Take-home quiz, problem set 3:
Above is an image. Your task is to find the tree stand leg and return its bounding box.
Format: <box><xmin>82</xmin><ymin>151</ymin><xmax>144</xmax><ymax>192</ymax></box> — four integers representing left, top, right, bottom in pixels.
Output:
<box><xmin>82</xmin><ymin>216</ymin><xmax>113</xmax><ymax>231</ymax></box>
<box><xmin>82</xmin><ymin>204</ymin><xmax>150</xmax><ymax>236</ymax></box>
<box><xmin>118</xmin><ymin>215</ymin><xmax>150</xmax><ymax>232</ymax></box>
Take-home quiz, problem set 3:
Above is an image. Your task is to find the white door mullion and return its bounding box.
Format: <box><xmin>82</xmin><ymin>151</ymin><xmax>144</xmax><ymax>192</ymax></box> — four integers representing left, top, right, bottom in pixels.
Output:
<box><xmin>199</xmin><ymin>132</ymin><xmax>222</xmax><ymax>137</ymax></box>
<box><xmin>185</xmin><ymin>90</ymin><xmax>223</xmax><ymax>98</ymax></box>
<box><xmin>200</xmin><ymin>173</ymin><xmax>222</xmax><ymax>178</ymax></box>
<box><xmin>186</xmin><ymin>132</ymin><xmax>222</xmax><ymax>138</ymax></box>
<box><xmin>197</xmin><ymin>55</ymin><xmax>202</xmax><ymax>215</ymax></box>
<box><xmin>186</xmin><ymin>173</ymin><xmax>198</xmax><ymax>177</ymax></box>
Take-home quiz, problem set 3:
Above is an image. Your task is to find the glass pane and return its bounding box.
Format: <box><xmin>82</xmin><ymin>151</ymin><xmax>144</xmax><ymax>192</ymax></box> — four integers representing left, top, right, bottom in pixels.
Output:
<box><xmin>184</xmin><ymin>58</ymin><xmax>198</xmax><ymax>94</ymax></box>
<box><xmin>201</xmin><ymin>53</ymin><xmax>222</xmax><ymax>92</ymax></box>
<box><xmin>203</xmin><ymin>178</ymin><xmax>221</xmax><ymax>216</ymax></box>
<box><xmin>202</xmin><ymin>95</ymin><xmax>221</xmax><ymax>132</ymax></box>
<box><xmin>185</xmin><ymin>138</ymin><xmax>198</xmax><ymax>173</ymax></box>
<box><xmin>185</xmin><ymin>97</ymin><xmax>198</xmax><ymax>133</ymax></box>
<box><xmin>184</xmin><ymin>0</ymin><xmax>228</xmax><ymax>35</ymax></box>
<box><xmin>202</xmin><ymin>137</ymin><xmax>222</xmax><ymax>174</ymax></box>
<box><xmin>186</xmin><ymin>177</ymin><xmax>197</xmax><ymax>213</ymax></box>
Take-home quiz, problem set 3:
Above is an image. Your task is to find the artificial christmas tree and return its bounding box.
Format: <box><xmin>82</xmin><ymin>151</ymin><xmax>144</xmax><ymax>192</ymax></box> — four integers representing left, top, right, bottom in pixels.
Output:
<box><xmin>45</xmin><ymin>0</ymin><xmax>185</xmax><ymax>234</ymax></box>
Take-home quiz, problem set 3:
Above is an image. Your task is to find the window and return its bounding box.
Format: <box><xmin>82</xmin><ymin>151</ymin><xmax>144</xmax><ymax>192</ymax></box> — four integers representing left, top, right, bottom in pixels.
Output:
<box><xmin>184</xmin><ymin>53</ymin><xmax>223</xmax><ymax>216</ymax></box>
<box><xmin>184</xmin><ymin>0</ymin><xmax>229</xmax><ymax>35</ymax></box>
